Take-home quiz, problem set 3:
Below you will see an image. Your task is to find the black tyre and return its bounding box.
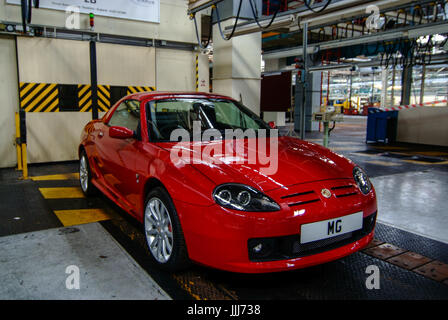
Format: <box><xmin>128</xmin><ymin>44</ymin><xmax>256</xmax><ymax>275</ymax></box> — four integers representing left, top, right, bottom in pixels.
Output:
<box><xmin>143</xmin><ymin>187</ymin><xmax>190</xmax><ymax>271</ymax></box>
<box><xmin>79</xmin><ymin>150</ymin><xmax>97</xmax><ymax>196</ymax></box>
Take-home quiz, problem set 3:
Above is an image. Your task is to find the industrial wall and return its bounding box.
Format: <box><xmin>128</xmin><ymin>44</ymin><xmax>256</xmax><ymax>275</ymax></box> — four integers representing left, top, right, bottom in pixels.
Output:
<box><xmin>0</xmin><ymin>0</ymin><xmax>195</xmax><ymax>42</ymax></box>
<box><xmin>0</xmin><ymin>36</ymin><xmax>20</xmax><ymax>168</ymax></box>
<box><xmin>397</xmin><ymin>107</ymin><xmax>448</xmax><ymax>147</ymax></box>
<box><xmin>0</xmin><ymin>1</ymin><xmax>208</xmax><ymax>167</ymax></box>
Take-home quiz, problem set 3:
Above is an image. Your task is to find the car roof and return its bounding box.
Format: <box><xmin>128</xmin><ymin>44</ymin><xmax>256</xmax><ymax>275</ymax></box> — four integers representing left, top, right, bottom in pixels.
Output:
<box><xmin>126</xmin><ymin>91</ymin><xmax>235</xmax><ymax>102</ymax></box>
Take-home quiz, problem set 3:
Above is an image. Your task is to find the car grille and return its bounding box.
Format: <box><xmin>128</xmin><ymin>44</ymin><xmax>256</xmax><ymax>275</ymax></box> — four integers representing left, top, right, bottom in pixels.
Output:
<box><xmin>276</xmin><ymin>181</ymin><xmax>360</xmax><ymax>209</ymax></box>
<box><xmin>248</xmin><ymin>212</ymin><xmax>377</xmax><ymax>262</ymax></box>
<box><xmin>281</xmin><ymin>190</ymin><xmax>321</xmax><ymax>208</ymax></box>
<box><xmin>331</xmin><ymin>184</ymin><xmax>358</xmax><ymax>198</ymax></box>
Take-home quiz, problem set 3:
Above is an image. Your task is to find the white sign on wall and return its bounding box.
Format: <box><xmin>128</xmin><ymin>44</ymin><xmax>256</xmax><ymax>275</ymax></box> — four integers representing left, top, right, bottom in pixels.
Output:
<box><xmin>6</xmin><ymin>0</ymin><xmax>160</xmax><ymax>23</ymax></box>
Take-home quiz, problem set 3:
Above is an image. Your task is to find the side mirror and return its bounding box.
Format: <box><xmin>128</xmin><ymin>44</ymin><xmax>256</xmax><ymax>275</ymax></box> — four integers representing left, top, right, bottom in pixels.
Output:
<box><xmin>109</xmin><ymin>126</ymin><xmax>135</xmax><ymax>139</ymax></box>
<box><xmin>268</xmin><ymin>121</ymin><xmax>276</xmax><ymax>129</ymax></box>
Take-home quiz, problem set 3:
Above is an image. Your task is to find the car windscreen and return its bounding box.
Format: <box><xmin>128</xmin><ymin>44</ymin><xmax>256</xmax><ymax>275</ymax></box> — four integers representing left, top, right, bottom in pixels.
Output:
<box><xmin>146</xmin><ymin>98</ymin><xmax>270</xmax><ymax>142</ymax></box>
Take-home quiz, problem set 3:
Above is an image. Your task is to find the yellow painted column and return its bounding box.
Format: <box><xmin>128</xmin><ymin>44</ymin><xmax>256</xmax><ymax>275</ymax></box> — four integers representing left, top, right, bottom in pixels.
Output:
<box><xmin>15</xmin><ymin>112</ymin><xmax>23</xmax><ymax>171</ymax></box>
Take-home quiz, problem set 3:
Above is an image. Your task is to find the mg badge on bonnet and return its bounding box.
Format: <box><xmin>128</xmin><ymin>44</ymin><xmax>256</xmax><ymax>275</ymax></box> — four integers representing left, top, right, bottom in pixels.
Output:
<box><xmin>321</xmin><ymin>188</ymin><xmax>332</xmax><ymax>199</ymax></box>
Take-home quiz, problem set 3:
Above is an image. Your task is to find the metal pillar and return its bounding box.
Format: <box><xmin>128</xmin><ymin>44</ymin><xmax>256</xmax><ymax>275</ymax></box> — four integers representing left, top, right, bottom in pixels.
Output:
<box><xmin>401</xmin><ymin>65</ymin><xmax>412</xmax><ymax>106</ymax></box>
<box><xmin>90</xmin><ymin>40</ymin><xmax>99</xmax><ymax>120</ymax></box>
<box><xmin>420</xmin><ymin>64</ymin><xmax>426</xmax><ymax>104</ymax></box>
<box><xmin>391</xmin><ymin>65</ymin><xmax>396</xmax><ymax>106</ymax></box>
<box><xmin>300</xmin><ymin>22</ymin><xmax>308</xmax><ymax>140</ymax></box>
<box><xmin>349</xmin><ymin>69</ymin><xmax>353</xmax><ymax>107</ymax></box>
<box><xmin>294</xmin><ymin>22</ymin><xmax>309</xmax><ymax>139</ymax></box>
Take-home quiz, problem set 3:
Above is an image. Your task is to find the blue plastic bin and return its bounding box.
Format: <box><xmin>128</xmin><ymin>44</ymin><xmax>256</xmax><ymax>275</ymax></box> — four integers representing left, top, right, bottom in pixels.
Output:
<box><xmin>366</xmin><ymin>108</ymin><xmax>398</xmax><ymax>144</ymax></box>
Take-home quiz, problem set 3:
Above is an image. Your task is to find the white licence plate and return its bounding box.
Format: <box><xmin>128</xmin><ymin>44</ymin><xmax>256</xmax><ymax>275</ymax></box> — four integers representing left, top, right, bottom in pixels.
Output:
<box><xmin>300</xmin><ymin>212</ymin><xmax>363</xmax><ymax>244</ymax></box>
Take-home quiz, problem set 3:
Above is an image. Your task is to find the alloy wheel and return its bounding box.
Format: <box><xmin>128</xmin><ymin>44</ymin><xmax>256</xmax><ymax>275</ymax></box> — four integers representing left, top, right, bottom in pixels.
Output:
<box><xmin>144</xmin><ymin>197</ymin><xmax>174</xmax><ymax>263</ymax></box>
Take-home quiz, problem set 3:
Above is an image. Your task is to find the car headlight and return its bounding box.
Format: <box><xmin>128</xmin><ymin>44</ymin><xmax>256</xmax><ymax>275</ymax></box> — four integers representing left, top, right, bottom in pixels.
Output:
<box><xmin>213</xmin><ymin>184</ymin><xmax>280</xmax><ymax>212</ymax></box>
<box><xmin>353</xmin><ymin>167</ymin><xmax>372</xmax><ymax>195</ymax></box>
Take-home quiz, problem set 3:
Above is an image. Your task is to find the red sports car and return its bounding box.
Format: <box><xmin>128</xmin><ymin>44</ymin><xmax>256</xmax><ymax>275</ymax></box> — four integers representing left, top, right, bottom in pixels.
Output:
<box><xmin>79</xmin><ymin>91</ymin><xmax>377</xmax><ymax>273</ymax></box>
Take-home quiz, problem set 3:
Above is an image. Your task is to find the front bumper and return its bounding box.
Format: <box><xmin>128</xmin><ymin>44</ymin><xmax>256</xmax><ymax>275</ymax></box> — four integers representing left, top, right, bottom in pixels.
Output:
<box><xmin>175</xmin><ymin>179</ymin><xmax>377</xmax><ymax>273</ymax></box>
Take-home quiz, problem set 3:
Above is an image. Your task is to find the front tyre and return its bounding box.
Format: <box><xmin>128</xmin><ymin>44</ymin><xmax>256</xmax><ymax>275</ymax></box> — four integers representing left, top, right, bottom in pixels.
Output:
<box><xmin>144</xmin><ymin>187</ymin><xmax>190</xmax><ymax>271</ymax></box>
<box><xmin>79</xmin><ymin>150</ymin><xmax>96</xmax><ymax>196</ymax></box>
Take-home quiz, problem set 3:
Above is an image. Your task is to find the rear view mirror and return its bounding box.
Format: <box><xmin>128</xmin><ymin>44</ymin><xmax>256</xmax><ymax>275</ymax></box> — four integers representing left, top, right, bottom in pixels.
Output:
<box><xmin>109</xmin><ymin>126</ymin><xmax>135</xmax><ymax>139</ymax></box>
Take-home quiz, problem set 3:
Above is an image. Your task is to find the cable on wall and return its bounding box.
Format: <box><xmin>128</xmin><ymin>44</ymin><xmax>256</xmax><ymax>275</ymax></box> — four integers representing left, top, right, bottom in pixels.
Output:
<box><xmin>248</xmin><ymin>0</ymin><xmax>281</xmax><ymax>30</ymax></box>
<box><xmin>20</xmin><ymin>0</ymin><xmax>39</xmax><ymax>33</ymax></box>
<box><xmin>214</xmin><ymin>0</ymin><xmax>243</xmax><ymax>41</ymax></box>
<box><xmin>192</xmin><ymin>6</ymin><xmax>214</xmax><ymax>50</ymax></box>
<box><xmin>304</xmin><ymin>0</ymin><xmax>333</xmax><ymax>14</ymax></box>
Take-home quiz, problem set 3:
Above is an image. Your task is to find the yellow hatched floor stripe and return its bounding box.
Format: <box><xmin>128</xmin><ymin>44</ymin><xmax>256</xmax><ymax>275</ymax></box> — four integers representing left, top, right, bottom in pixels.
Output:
<box><xmin>54</xmin><ymin>209</ymin><xmax>112</xmax><ymax>227</ymax></box>
<box><xmin>39</xmin><ymin>187</ymin><xmax>85</xmax><ymax>199</ymax></box>
<box><xmin>31</xmin><ymin>173</ymin><xmax>80</xmax><ymax>181</ymax></box>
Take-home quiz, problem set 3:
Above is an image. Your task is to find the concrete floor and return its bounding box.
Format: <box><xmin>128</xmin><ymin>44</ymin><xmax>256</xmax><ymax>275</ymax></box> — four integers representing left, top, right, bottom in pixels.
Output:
<box><xmin>0</xmin><ymin>222</ymin><xmax>170</xmax><ymax>300</ymax></box>
<box><xmin>372</xmin><ymin>171</ymin><xmax>448</xmax><ymax>244</ymax></box>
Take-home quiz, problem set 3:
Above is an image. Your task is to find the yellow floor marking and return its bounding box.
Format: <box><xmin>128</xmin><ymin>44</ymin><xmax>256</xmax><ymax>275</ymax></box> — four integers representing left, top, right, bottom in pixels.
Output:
<box><xmin>403</xmin><ymin>159</ymin><xmax>448</xmax><ymax>165</ymax></box>
<box><xmin>407</xmin><ymin>151</ymin><xmax>448</xmax><ymax>157</ymax></box>
<box><xmin>31</xmin><ymin>173</ymin><xmax>79</xmax><ymax>181</ymax></box>
<box><xmin>54</xmin><ymin>209</ymin><xmax>111</xmax><ymax>227</ymax></box>
<box><xmin>351</xmin><ymin>152</ymin><xmax>378</xmax><ymax>157</ymax></box>
<box><xmin>330</xmin><ymin>147</ymin><xmax>361</xmax><ymax>151</ymax></box>
<box><xmin>365</xmin><ymin>160</ymin><xmax>401</xmax><ymax>167</ymax></box>
<box><xmin>39</xmin><ymin>187</ymin><xmax>85</xmax><ymax>199</ymax></box>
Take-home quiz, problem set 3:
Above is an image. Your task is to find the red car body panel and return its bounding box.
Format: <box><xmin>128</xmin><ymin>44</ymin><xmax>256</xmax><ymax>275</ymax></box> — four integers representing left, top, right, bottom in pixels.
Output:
<box><xmin>79</xmin><ymin>91</ymin><xmax>377</xmax><ymax>273</ymax></box>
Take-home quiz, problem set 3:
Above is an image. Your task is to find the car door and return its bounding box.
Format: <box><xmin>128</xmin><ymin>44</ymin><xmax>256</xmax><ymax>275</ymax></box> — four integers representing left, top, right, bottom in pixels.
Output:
<box><xmin>95</xmin><ymin>99</ymin><xmax>142</xmax><ymax>213</ymax></box>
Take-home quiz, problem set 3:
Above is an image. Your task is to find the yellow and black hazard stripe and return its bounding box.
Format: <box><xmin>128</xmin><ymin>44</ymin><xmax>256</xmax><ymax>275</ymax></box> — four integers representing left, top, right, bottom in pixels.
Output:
<box><xmin>78</xmin><ymin>84</ymin><xmax>92</xmax><ymax>112</ymax></box>
<box><xmin>20</xmin><ymin>83</ymin><xmax>155</xmax><ymax>112</ymax></box>
<box><xmin>78</xmin><ymin>84</ymin><xmax>111</xmax><ymax>112</ymax></box>
<box><xmin>127</xmin><ymin>86</ymin><xmax>155</xmax><ymax>95</ymax></box>
<box><xmin>195</xmin><ymin>54</ymin><xmax>199</xmax><ymax>92</ymax></box>
<box><xmin>19</xmin><ymin>82</ymin><xmax>59</xmax><ymax>112</ymax></box>
<box><xmin>97</xmin><ymin>85</ymin><xmax>111</xmax><ymax>112</ymax></box>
